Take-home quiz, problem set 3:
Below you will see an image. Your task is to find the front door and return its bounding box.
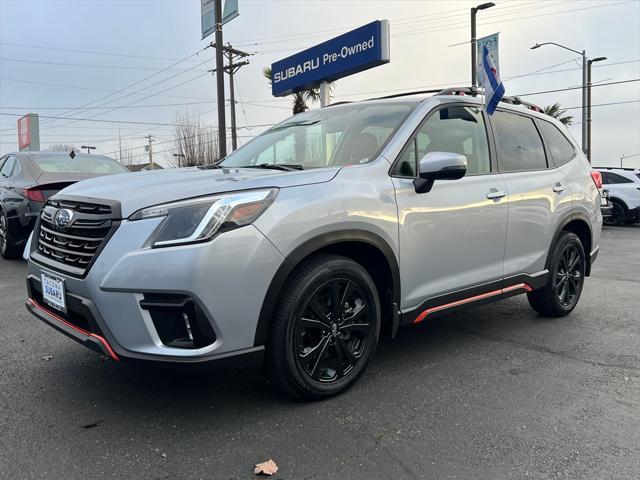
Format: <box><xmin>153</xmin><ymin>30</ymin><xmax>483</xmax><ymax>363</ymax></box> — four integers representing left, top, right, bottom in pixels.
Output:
<box><xmin>391</xmin><ymin>104</ymin><xmax>508</xmax><ymax>310</ymax></box>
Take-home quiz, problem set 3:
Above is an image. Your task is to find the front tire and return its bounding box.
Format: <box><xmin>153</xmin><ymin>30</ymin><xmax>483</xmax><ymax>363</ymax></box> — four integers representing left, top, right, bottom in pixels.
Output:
<box><xmin>527</xmin><ymin>231</ymin><xmax>586</xmax><ymax>317</ymax></box>
<box><xmin>268</xmin><ymin>254</ymin><xmax>381</xmax><ymax>400</ymax></box>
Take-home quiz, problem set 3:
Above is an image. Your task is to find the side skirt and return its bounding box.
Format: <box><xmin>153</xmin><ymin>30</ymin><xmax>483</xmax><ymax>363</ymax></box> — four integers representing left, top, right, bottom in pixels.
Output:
<box><xmin>400</xmin><ymin>271</ymin><xmax>548</xmax><ymax>325</ymax></box>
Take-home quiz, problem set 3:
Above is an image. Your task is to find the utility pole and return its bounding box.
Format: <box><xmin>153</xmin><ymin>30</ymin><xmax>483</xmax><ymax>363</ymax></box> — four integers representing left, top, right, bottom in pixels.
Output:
<box><xmin>214</xmin><ymin>0</ymin><xmax>226</xmax><ymax>160</ymax></box>
<box><xmin>146</xmin><ymin>134</ymin><xmax>154</xmax><ymax>170</ymax></box>
<box><xmin>586</xmin><ymin>56</ymin><xmax>607</xmax><ymax>163</ymax></box>
<box><xmin>81</xmin><ymin>145</ymin><xmax>96</xmax><ymax>154</ymax></box>
<box><xmin>209</xmin><ymin>43</ymin><xmax>250</xmax><ymax>151</ymax></box>
<box><xmin>470</xmin><ymin>3</ymin><xmax>495</xmax><ymax>87</ymax></box>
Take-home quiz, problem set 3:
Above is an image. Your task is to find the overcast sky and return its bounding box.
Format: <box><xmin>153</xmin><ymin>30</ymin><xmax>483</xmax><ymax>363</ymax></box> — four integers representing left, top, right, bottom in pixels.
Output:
<box><xmin>1</xmin><ymin>0</ymin><xmax>639</xmax><ymax>167</ymax></box>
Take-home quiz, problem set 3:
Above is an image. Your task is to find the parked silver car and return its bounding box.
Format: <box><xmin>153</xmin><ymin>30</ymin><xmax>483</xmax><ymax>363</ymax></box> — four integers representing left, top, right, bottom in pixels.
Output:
<box><xmin>26</xmin><ymin>89</ymin><xmax>603</xmax><ymax>399</ymax></box>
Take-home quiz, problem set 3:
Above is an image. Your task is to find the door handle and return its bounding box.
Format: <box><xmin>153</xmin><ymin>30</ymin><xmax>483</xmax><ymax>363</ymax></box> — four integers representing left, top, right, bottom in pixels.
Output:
<box><xmin>553</xmin><ymin>183</ymin><xmax>565</xmax><ymax>193</ymax></box>
<box><xmin>486</xmin><ymin>189</ymin><xmax>506</xmax><ymax>200</ymax></box>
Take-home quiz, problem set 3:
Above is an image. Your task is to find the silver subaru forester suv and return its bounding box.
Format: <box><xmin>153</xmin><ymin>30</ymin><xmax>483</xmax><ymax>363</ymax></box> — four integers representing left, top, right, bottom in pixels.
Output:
<box><xmin>26</xmin><ymin>89</ymin><xmax>602</xmax><ymax>399</ymax></box>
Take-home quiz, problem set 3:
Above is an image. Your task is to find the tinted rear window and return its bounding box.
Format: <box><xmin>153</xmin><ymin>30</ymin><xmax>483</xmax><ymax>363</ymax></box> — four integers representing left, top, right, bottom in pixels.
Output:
<box><xmin>492</xmin><ymin>111</ymin><xmax>547</xmax><ymax>172</ymax></box>
<box><xmin>30</xmin><ymin>155</ymin><xmax>128</xmax><ymax>174</ymax></box>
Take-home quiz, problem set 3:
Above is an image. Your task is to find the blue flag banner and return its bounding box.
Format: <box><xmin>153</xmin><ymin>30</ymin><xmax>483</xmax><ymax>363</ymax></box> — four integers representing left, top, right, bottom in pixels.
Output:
<box><xmin>482</xmin><ymin>45</ymin><xmax>505</xmax><ymax>115</ymax></box>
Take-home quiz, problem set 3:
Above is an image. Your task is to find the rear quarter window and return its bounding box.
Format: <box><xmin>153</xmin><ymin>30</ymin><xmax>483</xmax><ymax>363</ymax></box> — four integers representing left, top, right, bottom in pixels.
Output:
<box><xmin>537</xmin><ymin>120</ymin><xmax>576</xmax><ymax>166</ymax></box>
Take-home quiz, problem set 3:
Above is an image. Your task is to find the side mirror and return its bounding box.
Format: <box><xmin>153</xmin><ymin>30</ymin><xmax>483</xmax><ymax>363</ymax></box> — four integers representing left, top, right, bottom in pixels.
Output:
<box><xmin>414</xmin><ymin>151</ymin><xmax>467</xmax><ymax>194</ymax></box>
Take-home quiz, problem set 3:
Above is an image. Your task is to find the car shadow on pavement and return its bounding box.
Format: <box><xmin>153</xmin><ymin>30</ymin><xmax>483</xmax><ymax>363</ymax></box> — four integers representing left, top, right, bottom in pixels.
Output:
<box><xmin>44</xmin><ymin>296</ymin><xmax>543</xmax><ymax>416</ymax></box>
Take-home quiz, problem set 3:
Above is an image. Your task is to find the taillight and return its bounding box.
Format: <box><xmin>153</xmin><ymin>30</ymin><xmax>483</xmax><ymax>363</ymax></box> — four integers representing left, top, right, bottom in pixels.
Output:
<box><xmin>590</xmin><ymin>170</ymin><xmax>603</xmax><ymax>189</ymax></box>
<box><xmin>24</xmin><ymin>188</ymin><xmax>45</xmax><ymax>202</ymax></box>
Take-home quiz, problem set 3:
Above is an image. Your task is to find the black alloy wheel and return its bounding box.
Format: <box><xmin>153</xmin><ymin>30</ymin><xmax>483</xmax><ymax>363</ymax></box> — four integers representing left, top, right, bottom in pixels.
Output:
<box><xmin>269</xmin><ymin>254</ymin><xmax>380</xmax><ymax>400</ymax></box>
<box><xmin>553</xmin><ymin>242</ymin><xmax>584</xmax><ymax>308</ymax></box>
<box><xmin>604</xmin><ymin>201</ymin><xmax>626</xmax><ymax>226</ymax></box>
<box><xmin>527</xmin><ymin>231</ymin><xmax>585</xmax><ymax>317</ymax></box>
<box><xmin>294</xmin><ymin>278</ymin><xmax>372</xmax><ymax>382</ymax></box>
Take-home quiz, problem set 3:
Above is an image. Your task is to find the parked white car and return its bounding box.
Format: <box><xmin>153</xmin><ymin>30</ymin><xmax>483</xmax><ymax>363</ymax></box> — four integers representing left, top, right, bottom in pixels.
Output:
<box><xmin>596</xmin><ymin>167</ymin><xmax>640</xmax><ymax>225</ymax></box>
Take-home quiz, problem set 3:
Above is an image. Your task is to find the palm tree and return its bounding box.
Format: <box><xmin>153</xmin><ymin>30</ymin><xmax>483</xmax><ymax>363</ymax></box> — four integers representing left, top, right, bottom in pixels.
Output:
<box><xmin>543</xmin><ymin>103</ymin><xmax>574</xmax><ymax>126</ymax></box>
<box><xmin>263</xmin><ymin>67</ymin><xmax>332</xmax><ymax>115</ymax></box>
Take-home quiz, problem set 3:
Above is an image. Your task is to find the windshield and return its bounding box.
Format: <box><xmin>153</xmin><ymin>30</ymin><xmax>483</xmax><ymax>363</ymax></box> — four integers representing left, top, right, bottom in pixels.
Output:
<box><xmin>220</xmin><ymin>102</ymin><xmax>415</xmax><ymax>170</ymax></box>
<box><xmin>30</xmin><ymin>154</ymin><xmax>129</xmax><ymax>174</ymax></box>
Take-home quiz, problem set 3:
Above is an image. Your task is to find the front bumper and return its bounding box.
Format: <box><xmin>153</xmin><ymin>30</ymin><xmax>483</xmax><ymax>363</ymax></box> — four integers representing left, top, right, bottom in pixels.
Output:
<box><xmin>26</xmin><ymin>218</ymin><xmax>285</xmax><ymax>366</ymax></box>
<box><xmin>627</xmin><ymin>206</ymin><xmax>640</xmax><ymax>222</ymax></box>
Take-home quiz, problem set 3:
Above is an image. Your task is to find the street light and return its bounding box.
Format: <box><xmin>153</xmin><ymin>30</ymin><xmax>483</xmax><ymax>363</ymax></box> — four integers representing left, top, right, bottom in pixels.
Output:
<box><xmin>620</xmin><ymin>153</ymin><xmax>640</xmax><ymax>168</ymax></box>
<box><xmin>587</xmin><ymin>56</ymin><xmax>607</xmax><ymax>163</ymax></box>
<box><xmin>471</xmin><ymin>2</ymin><xmax>495</xmax><ymax>87</ymax></box>
<box><xmin>81</xmin><ymin>145</ymin><xmax>96</xmax><ymax>154</ymax></box>
<box><xmin>530</xmin><ymin>42</ymin><xmax>587</xmax><ymax>156</ymax></box>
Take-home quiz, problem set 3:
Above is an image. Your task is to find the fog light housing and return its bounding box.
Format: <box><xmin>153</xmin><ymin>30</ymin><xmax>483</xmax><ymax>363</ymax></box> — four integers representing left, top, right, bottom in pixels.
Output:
<box><xmin>140</xmin><ymin>293</ymin><xmax>216</xmax><ymax>349</ymax></box>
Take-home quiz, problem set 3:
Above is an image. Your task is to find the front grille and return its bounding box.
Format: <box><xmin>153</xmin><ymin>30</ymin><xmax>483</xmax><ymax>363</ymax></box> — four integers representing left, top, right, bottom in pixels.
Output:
<box><xmin>32</xmin><ymin>198</ymin><xmax>119</xmax><ymax>276</ymax></box>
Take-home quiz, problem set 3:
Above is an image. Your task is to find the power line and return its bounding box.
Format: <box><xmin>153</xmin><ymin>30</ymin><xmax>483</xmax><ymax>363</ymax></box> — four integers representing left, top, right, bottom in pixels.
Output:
<box><xmin>0</xmin><ymin>76</ymin><xmax>216</xmax><ymax>102</ymax></box>
<box><xmin>563</xmin><ymin>99</ymin><xmax>640</xmax><ymax>110</ymax></box>
<box><xmin>0</xmin><ymin>57</ymin><xmax>202</xmax><ymax>71</ymax></box>
<box><xmin>0</xmin><ymin>47</ymin><xmax>209</xmax><ymax>133</ymax></box>
<box><xmin>0</xmin><ymin>42</ymin><xmax>204</xmax><ymax>63</ymax></box>
<box><xmin>516</xmin><ymin>78</ymin><xmax>640</xmax><ymax>97</ymax></box>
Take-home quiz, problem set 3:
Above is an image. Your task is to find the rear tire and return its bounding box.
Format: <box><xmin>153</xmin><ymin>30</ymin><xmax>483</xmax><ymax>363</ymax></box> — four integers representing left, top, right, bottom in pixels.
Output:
<box><xmin>0</xmin><ymin>210</ymin><xmax>20</xmax><ymax>260</ymax></box>
<box><xmin>527</xmin><ymin>231</ymin><xmax>586</xmax><ymax>317</ymax></box>
<box><xmin>604</xmin><ymin>200</ymin><xmax>626</xmax><ymax>226</ymax></box>
<box><xmin>268</xmin><ymin>254</ymin><xmax>380</xmax><ymax>400</ymax></box>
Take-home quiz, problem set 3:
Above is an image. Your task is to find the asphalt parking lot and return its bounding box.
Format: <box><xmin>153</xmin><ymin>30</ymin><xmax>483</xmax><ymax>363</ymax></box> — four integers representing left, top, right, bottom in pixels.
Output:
<box><xmin>1</xmin><ymin>225</ymin><xmax>638</xmax><ymax>480</ymax></box>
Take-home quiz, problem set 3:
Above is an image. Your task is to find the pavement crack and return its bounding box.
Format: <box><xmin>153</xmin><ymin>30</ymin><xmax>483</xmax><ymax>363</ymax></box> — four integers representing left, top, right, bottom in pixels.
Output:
<box><xmin>458</xmin><ymin>328</ymin><xmax>640</xmax><ymax>372</ymax></box>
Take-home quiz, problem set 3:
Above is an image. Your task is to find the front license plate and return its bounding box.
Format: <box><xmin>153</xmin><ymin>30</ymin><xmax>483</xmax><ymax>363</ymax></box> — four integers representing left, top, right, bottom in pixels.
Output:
<box><xmin>41</xmin><ymin>273</ymin><xmax>66</xmax><ymax>313</ymax></box>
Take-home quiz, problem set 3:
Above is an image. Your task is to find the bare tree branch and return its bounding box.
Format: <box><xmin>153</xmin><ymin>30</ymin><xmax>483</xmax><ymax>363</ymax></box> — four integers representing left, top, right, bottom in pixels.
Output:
<box><xmin>171</xmin><ymin>110</ymin><xmax>219</xmax><ymax>167</ymax></box>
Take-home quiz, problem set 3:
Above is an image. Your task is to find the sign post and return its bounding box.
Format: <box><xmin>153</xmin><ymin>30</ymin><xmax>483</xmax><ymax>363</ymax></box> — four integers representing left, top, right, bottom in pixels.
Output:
<box><xmin>17</xmin><ymin>113</ymin><xmax>40</xmax><ymax>152</ymax></box>
<box><xmin>270</xmin><ymin>20</ymin><xmax>390</xmax><ymax>99</ymax></box>
<box><xmin>476</xmin><ymin>33</ymin><xmax>499</xmax><ymax>86</ymax></box>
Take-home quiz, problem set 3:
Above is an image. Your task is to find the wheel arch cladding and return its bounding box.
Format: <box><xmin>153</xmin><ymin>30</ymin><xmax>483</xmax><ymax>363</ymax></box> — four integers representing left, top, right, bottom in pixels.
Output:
<box><xmin>254</xmin><ymin>230</ymin><xmax>400</xmax><ymax>347</ymax></box>
<box><xmin>551</xmin><ymin>215</ymin><xmax>592</xmax><ymax>276</ymax></box>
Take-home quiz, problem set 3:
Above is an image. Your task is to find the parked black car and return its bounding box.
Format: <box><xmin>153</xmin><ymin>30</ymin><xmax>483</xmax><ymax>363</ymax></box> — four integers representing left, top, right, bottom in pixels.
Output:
<box><xmin>0</xmin><ymin>151</ymin><xmax>128</xmax><ymax>259</ymax></box>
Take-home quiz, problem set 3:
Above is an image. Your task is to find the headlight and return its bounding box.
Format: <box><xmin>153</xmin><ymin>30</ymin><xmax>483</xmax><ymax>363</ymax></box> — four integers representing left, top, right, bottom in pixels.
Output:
<box><xmin>129</xmin><ymin>188</ymin><xmax>277</xmax><ymax>247</ymax></box>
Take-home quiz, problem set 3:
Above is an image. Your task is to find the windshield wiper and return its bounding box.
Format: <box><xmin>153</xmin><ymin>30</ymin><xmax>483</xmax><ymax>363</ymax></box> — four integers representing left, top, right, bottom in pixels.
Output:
<box><xmin>239</xmin><ymin>163</ymin><xmax>304</xmax><ymax>171</ymax></box>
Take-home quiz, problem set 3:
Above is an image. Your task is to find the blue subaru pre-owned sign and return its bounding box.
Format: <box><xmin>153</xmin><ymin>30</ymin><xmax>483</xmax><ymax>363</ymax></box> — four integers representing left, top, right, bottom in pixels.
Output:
<box><xmin>271</xmin><ymin>20</ymin><xmax>390</xmax><ymax>97</ymax></box>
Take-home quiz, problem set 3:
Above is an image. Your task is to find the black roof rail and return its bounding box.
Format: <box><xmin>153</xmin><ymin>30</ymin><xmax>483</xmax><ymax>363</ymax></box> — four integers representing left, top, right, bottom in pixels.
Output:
<box><xmin>436</xmin><ymin>87</ymin><xmax>544</xmax><ymax>112</ymax></box>
<box><xmin>437</xmin><ymin>87</ymin><xmax>480</xmax><ymax>96</ymax></box>
<box><xmin>325</xmin><ymin>100</ymin><xmax>353</xmax><ymax>107</ymax></box>
<box><xmin>594</xmin><ymin>166</ymin><xmax>638</xmax><ymax>171</ymax></box>
<box><xmin>370</xmin><ymin>89</ymin><xmax>442</xmax><ymax>100</ymax></box>
<box><xmin>363</xmin><ymin>86</ymin><xmax>543</xmax><ymax>113</ymax></box>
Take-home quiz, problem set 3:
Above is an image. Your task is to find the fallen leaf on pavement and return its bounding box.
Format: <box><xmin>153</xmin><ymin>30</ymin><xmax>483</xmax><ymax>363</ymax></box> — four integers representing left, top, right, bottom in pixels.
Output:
<box><xmin>80</xmin><ymin>420</ymin><xmax>104</xmax><ymax>429</ymax></box>
<box><xmin>254</xmin><ymin>459</ymin><xmax>278</xmax><ymax>476</ymax></box>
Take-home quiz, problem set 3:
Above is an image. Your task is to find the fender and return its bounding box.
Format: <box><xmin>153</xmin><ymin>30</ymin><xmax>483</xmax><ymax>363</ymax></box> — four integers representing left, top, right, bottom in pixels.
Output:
<box><xmin>253</xmin><ymin>229</ymin><xmax>400</xmax><ymax>347</ymax></box>
<box><xmin>546</xmin><ymin>211</ymin><xmax>594</xmax><ymax>276</ymax></box>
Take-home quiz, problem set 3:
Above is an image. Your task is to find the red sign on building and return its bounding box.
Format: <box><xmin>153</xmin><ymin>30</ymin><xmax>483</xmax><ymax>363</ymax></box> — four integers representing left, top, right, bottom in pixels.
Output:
<box><xmin>18</xmin><ymin>115</ymin><xmax>32</xmax><ymax>149</ymax></box>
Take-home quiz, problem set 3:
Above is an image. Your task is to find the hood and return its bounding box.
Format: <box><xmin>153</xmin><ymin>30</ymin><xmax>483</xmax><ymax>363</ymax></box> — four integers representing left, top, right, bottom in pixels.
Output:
<box><xmin>57</xmin><ymin>166</ymin><xmax>340</xmax><ymax>217</ymax></box>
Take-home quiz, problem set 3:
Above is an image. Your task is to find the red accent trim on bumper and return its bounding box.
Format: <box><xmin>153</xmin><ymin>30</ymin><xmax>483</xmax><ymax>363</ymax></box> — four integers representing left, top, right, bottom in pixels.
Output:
<box><xmin>26</xmin><ymin>298</ymin><xmax>119</xmax><ymax>361</ymax></box>
<box><xmin>412</xmin><ymin>283</ymin><xmax>533</xmax><ymax>324</ymax></box>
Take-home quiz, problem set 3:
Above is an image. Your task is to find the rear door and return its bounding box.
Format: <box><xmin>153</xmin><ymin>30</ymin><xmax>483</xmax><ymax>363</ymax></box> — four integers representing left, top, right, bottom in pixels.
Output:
<box><xmin>391</xmin><ymin>104</ymin><xmax>509</xmax><ymax>309</ymax></box>
<box><xmin>490</xmin><ymin>110</ymin><xmax>572</xmax><ymax>277</ymax></box>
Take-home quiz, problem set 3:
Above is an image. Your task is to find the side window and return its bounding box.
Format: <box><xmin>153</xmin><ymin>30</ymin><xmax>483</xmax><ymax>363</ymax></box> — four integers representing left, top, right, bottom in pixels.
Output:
<box><xmin>492</xmin><ymin>111</ymin><xmax>547</xmax><ymax>172</ymax></box>
<box><xmin>0</xmin><ymin>156</ymin><xmax>16</xmax><ymax>178</ymax></box>
<box><xmin>537</xmin><ymin>120</ymin><xmax>576</xmax><ymax>166</ymax></box>
<box><xmin>602</xmin><ymin>172</ymin><xmax>633</xmax><ymax>184</ymax></box>
<box><xmin>393</xmin><ymin>105</ymin><xmax>491</xmax><ymax>177</ymax></box>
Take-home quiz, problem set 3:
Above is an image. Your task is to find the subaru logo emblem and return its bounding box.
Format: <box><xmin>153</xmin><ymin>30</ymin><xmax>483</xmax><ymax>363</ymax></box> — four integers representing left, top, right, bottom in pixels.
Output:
<box><xmin>54</xmin><ymin>209</ymin><xmax>74</xmax><ymax>229</ymax></box>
